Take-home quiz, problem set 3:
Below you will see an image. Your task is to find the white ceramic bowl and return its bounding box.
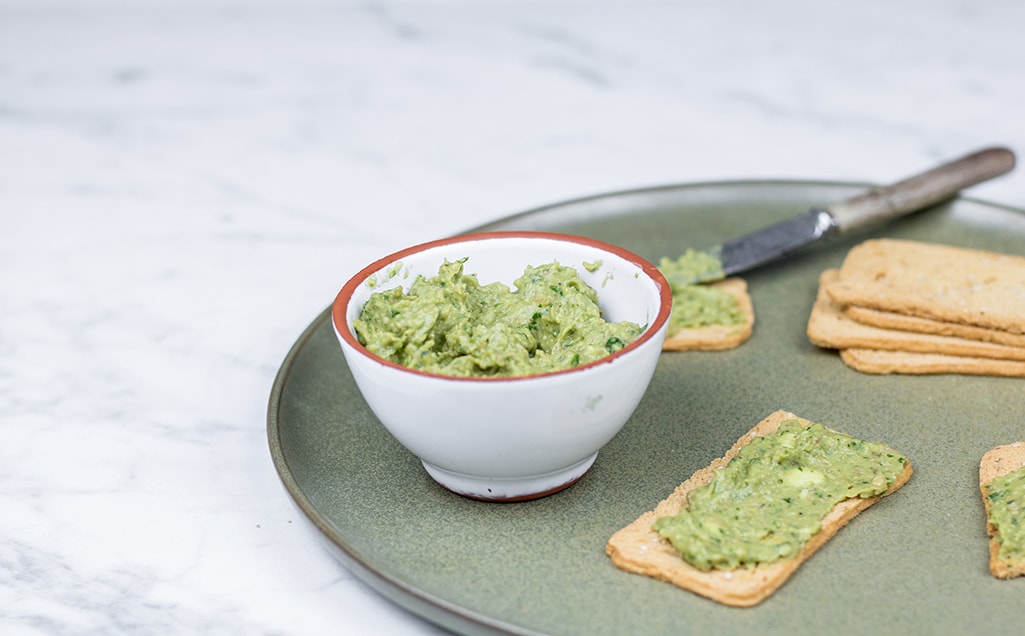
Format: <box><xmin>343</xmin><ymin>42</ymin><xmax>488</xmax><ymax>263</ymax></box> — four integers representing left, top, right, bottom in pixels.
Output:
<box><xmin>332</xmin><ymin>231</ymin><xmax>672</xmax><ymax>501</ymax></box>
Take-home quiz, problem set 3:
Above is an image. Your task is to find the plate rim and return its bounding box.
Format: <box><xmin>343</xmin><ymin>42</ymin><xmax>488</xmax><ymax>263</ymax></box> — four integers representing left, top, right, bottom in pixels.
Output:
<box><xmin>268</xmin><ymin>306</ymin><xmax>526</xmax><ymax>635</ymax></box>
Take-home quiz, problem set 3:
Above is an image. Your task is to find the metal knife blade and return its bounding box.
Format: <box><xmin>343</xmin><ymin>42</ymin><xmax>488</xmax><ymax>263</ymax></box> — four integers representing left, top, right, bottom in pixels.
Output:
<box><xmin>663</xmin><ymin>146</ymin><xmax>1016</xmax><ymax>288</ymax></box>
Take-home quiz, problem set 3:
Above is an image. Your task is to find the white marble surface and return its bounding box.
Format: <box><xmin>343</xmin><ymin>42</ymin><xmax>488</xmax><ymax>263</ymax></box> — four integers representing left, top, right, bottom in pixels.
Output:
<box><xmin>2</xmin><ymin>0</ymin><xmax>1024</xmax><ymax>633</ymax></box>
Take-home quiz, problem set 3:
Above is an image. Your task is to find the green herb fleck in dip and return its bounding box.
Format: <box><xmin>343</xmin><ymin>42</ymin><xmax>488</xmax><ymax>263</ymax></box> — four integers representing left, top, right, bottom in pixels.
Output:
<box><xmin>652</xmin><ymin>420</ymin><xmax>908</xmax><ymax>571</ymax></box>
<box><xmin>353</xmin><ymin>258</ymin><xmax>643</xmax><ymax>378</ymax></box>
<box><xmin>985</xmin><ymin>465</ymin><xmax>1025</xmax><ymax>565</ymax></box>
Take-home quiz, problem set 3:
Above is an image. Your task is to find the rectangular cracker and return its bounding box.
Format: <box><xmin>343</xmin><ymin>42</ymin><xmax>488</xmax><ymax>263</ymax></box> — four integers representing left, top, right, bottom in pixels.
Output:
<box><xmin>823</xmin><ymin>239</ymin><xmax>1025</xmax><ymax>334</ymax></box>
<box><xmin>839</xmin><ymin>348</ymin><xmax>1025</xmax><ymax>377</ymax></box>
<box><xmin>980</xmin><ymin>443</ymin><xmax>1025</xmax><ymax>579</ymax></box>
<box><xmin>843</xmin><ymin>304</ymin><xmax>1025</xmax><ymax>348</ymax></box>
<box><xmin>808</xmin><ymin>270</ymin><xmax>1025</xmax><ymax>361</ymax></box>
<box><xmin>605</xmin><ymin>410</ymin><xmax>912</xmax><ymax>607</ymax></box>
<box><xmin>662</xmin><ymin>277</ymin><xmax>754</xmax><ymax>351</ymax></box>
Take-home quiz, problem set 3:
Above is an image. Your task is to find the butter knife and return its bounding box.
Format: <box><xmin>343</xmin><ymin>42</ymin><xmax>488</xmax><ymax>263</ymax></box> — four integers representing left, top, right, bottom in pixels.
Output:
<box><xmin>663</xmin><ymin>146</ymin><xmax>1016</xmax><ymax>287</ymax></box>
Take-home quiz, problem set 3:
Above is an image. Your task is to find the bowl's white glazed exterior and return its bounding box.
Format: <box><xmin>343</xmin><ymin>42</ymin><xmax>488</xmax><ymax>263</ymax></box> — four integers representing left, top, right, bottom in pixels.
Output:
<box><xmin>332</xmin><ymin>231</ymin><xmax>672</xmax><ymax>501</ymax></box>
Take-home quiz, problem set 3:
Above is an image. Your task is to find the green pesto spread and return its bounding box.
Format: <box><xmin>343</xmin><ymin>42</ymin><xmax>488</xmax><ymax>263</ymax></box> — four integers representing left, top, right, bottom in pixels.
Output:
<box><xmin>659</xmin><ymin>248</ymin><xmax>725</xmax><ymax>286</ymax></box>
<box><xmin>353</xmin><ymin>258</ymin><xmax>643</xmax><ymax>378</ymax></box>
<box><xmin>652</xmin><ymin>420</ymin><xmax>908</xmax><ymax>571</ymax></box>
<box><xmin>658</xmin><ymin>250</ymin><xmax>744</xmax><ymax>336</ymax></box>
<box><xmin>663</xmin><ymin>284</ymin><xmax>745</xmax><ymax>335</ymax></box>
<box><xmin>985</xmin><ymin>465</ymin><xmax>1025</xmax><ymax>564</ymax></box>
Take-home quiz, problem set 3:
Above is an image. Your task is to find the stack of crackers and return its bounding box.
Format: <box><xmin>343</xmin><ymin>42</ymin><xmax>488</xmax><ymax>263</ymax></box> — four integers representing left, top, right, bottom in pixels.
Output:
<box><xmin>807</xmin><ymin>239</ymin><xmax>1025</xmax><ymax>376</ymax></box>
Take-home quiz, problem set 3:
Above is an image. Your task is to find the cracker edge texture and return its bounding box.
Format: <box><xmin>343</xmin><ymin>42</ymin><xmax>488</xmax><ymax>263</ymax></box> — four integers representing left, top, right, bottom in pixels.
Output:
<box><xmin>839</xmin><ymin>349</ymin><xmax>1025</xmax><ymax>377</ymax></box>
<box><xmin>980</xmin><ymin>443</ymin><xmax>1025</xmax><ymax>579</ymax></box>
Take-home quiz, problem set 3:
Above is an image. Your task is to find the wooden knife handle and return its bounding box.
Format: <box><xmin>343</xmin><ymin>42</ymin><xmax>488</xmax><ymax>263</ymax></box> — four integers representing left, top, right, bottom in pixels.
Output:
<box><xmin>824</xmin><ymin>146</ymin><xmax>1016</xmax><ymax>232</ymax></box>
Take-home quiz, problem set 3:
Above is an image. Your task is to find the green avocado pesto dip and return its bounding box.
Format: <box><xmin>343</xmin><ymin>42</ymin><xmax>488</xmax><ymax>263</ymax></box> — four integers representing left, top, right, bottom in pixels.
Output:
<box><xmin>652</xmin><ymin>420</ymin><xmax>908</xmax><ymax>571</ymax></box>
<box><xmin>985</xmin><ymin>465</ymin><xmax>1025</xmax><ymax>564</ymax></box>
<box><xmin>352</xmin><ymin>258</ymin><xmax>643</xmax><ymax>378</ymax></box>
<box><xmin>658</xmin><ymin>250</ymin><xmax>744</xmax><ymax>336</ymax></box>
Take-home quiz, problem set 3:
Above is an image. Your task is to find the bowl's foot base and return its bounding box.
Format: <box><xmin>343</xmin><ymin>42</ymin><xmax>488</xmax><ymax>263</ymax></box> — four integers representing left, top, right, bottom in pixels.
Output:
<box><xmin>421</xmin><ymin>453</ymin><xmax>598</xmax><ymax>502</ymax></box>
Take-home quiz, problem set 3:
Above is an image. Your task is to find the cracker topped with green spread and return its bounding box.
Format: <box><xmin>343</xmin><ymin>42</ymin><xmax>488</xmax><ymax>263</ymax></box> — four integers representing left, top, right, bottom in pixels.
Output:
<box><xmin>824</xmin><ymin>239</ymin><xmax>1025</xmax><ymax>334</ymax></box>
<box><xmin>980</xmin><ymin>443</ymin><xmax>1025</xmax><ymax>579</ymax></box>
<box><xmin>606</xmin><ymin>410</ymin><xmax>912</xmax><ymax>607</ymax></box>
<box><xmin>658</xmin><ymin>252</ymin><xmax>754</xmax><ymax>352</ymax></box>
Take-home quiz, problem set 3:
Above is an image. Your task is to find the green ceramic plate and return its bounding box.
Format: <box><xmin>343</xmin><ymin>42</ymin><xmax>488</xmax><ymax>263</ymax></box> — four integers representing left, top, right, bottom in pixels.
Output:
<box><xmin>268</xmin><ymin>181</ymin><xmax>1025</xmax><ymax>635</ymax></box>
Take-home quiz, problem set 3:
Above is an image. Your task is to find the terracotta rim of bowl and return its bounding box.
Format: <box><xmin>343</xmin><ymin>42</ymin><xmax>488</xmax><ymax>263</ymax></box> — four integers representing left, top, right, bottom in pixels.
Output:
<box><xmin>332</xmin><ymin>230</ymin><xmax>672</xmax><ymax>382</ymax></box>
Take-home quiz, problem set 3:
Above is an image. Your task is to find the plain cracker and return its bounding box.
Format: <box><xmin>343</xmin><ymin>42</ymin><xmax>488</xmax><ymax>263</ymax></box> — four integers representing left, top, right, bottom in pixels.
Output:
<box><xmin>843</xmin><ymin>305</ymin><xmax>1025</xmax><ymax>348</ymax></box>
<box><xmin>839</xmin><ymin>349</ymin><xmax>1025</xmax><ymax>377</ymax></box>
<box><xmin>605</xmin><ymin>410</ymin><xmax>912</xmax><ymax>607</ymax></box>
<box><xmin>823</xmin><ymin>239</ymin><xmax>1025</xmax><ymax>334</ymax></box>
